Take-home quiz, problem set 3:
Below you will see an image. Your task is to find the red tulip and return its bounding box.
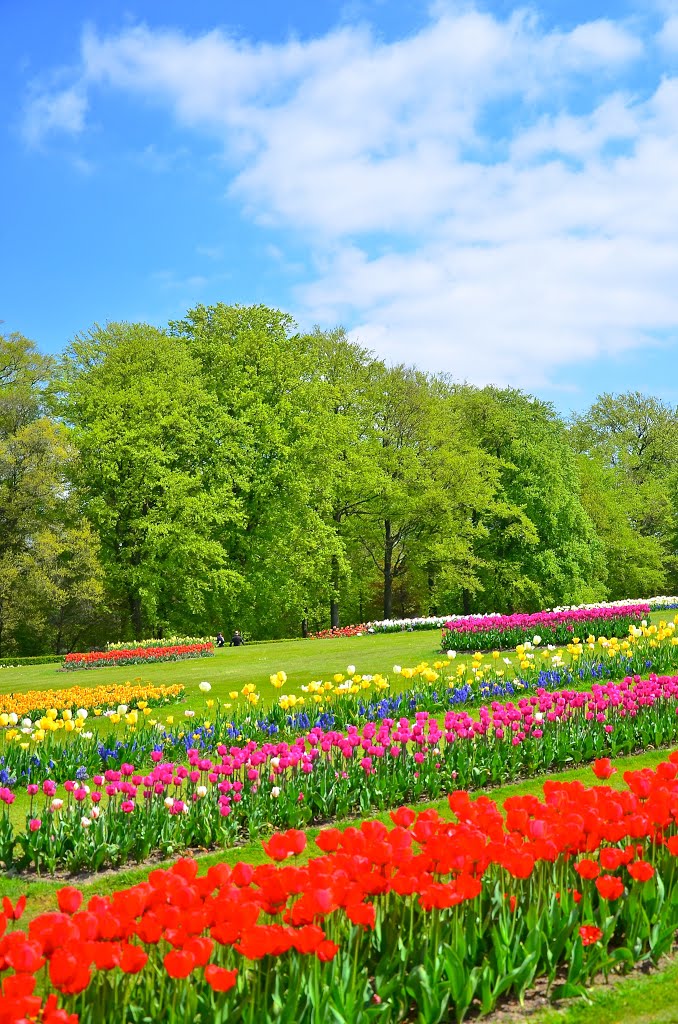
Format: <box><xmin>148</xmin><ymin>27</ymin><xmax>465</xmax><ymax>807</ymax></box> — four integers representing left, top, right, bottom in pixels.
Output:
<box><xmin>119</xmin><ymin>943</ymin><xmax>148</xmax><ymax>974</ymax></box>
<box><xmin>628</xmin><ymin>860</ymin><xmax>654</xmax><ymax>882</ymax></box>
<box><xmin>579</xmin><ymin>925</ymin><xmax>603</xmax><ymax>946</ymax></box>
<box><xmin>1</xmin><ymin>972</ymin><xmax>36</xmax><ymax>997</ymax></box>
<box><xmin>593</xmin><ymin>758</ymin><xmax>616</xmax><ymax>780</ymax></box>
<box><xmin>315</xmin><ymin>828</ymin><xmax>342</xmax><ymax>853</ymax></box>
<box><xmin>204</xmin><ymin>964</ymin><xmax>238</xmax><ymax>992</ymax></box>
<box><xmin>345</xmin><ymin>903</ymin><xmax>376</xmax><ymax>929</ymax></box>
<box><xmin>163</xmin><ymin>949</ymin><xmax>196</xmax><ymax>979</ymax></box>
<box><xmin>595</xmin><ymin>875</ymin><xmax>624</xmax><ymax>900</ymax></box>
<box><xmin>575</xmin><ymin>859</ymin><xmax>600</xmax><ymax>880</ymax></box>
<box><xmin>57</xmin><ymin>887</ymin><xmax>83</xmax><ymax>916</ymax></box>
<box><xmin>315</xmin><ymin>939</ymin><xmax>340</xmax><ymax>962</ymax></box>
<box><xmin>3</xmin><ymin>895</ymin><xmax>26</xmax><ymax>921</ymax></box>
<box><xmin>390</xmin><ymin>807</ymin><xmax>416</xmax><ymax>828</ymax></box>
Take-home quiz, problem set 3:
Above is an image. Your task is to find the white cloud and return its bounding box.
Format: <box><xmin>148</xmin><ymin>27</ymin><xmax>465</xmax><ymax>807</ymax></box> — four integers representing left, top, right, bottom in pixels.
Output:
<box><xmin>552</xmin><ymin>19</ymin><xmax>644</xmax><ymax>67</ymax></box>
<box><xmin>657</xmin><ymin>13</ymin><xmax>678</xmax><ymax>48</ymax></box>
<box><xmin>22</xmin><ymin>85</ymin><xmax>87</xmax><ymax>145</ymax></box>
<box><xmin>21</xmin><ymin>6</ymin><xmax>678</xmax><ymax>388</ymax></box>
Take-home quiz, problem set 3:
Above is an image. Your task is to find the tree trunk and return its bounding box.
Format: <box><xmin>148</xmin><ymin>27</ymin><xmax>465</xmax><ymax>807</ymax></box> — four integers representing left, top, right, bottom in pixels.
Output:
<box><xmin>462</xmin><ymin>589</ymin><xmax>471</xmax><ymax>615</ymax></box>
<box><xmin>330</xmin><ymin>554</ymin><xmax>340</xmax><ymax>628</ymax></box>
<box><xmin>383</xmin><ymin>519</ymin><xmax>394</xmax><ymax>619</ymax></box>
<box><xmin>129</xmin><ymin>593</ymin><xmax>143</xmax><ymax>639</ymax></box>
<box><xmin>427</xmin><ymin>569</ymin><xmax>437</xmax><ymax>615</ymax></box>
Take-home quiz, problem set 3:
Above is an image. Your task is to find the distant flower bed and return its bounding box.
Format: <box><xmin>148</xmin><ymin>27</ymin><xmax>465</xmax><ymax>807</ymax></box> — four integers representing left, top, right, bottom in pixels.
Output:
<box><xmin>312</xmin><ymin>597</ymin><xmax>678</xmax><ymax>638</ymax></box>
<box><xmin>0</xmin><ymin>681</ymin><xmax>185</xmax><ymax>720</ymax></box>
<box><xmin>63</xmin><ymin>643</ymin><xmax>214</xmax><ymax>671</ymax></box>
<box><xmin>311</xmin><ymin>624</ymin><xmax>371</xmax><ymax>639</ymax></box>
<box><xmin>106</xmin><ymin>635</ymin><xmax>212</xmax><ymax>651</ymax></box>
<box><xmin>441</xmin><ymin>604</ymin><xmax>651</xmax><ymax>651</ymax></box>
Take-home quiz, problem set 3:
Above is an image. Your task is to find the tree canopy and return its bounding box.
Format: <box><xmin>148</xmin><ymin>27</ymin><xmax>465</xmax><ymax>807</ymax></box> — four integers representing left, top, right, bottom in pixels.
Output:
<box><xmin>2</xmin><ymin>316</ymin><xmax>677</xmax><ymax>654</ymax></box>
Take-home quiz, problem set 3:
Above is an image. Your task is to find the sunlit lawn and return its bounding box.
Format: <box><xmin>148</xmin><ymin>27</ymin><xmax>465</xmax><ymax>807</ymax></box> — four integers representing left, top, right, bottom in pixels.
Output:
<box><xmin>1</xmin><ymin>605</ymin><xmax>671</xmax><ymax>708</ymax></box>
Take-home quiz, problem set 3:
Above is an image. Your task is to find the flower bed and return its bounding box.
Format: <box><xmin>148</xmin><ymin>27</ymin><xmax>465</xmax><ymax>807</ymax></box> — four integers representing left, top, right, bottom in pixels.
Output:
<box><xmin>4</xmin><ymin>675</ymin><xmax>678</xmax><ymax>873</ymax></box>
<box><xmin>106</xmin><ymin>635</ymin><xmax>213</xmax><ymax>651</ymax></box>
<box><xmin>311</xmin><ymin>596</ymin><xmax>678</xmax><ymax>638</ymax></box>
<box><xmin>6</xmin><ymin>614</ymin><xmax>678</xmax><ymax>787</ymax></box>
<box><xmin>3</xmin><ymin>756</ymin><xmax>678</xmax><ymax>1022</ymax></box>
<box><xmin>0</xmin><ymin>682</ymin><xmax>185</xmax><ymax>722</ymax></box>
<box><xmin>63</xmin><ymin>643</ymin><xmax>214</xmax><ymax>671</ymax></box>
<box><xmin>8</xmin><ymin>617</ymin><xmax>678</xmax><ymax>785</ymax></box>
<box><xmin>441</xmin><ymin>605</ymin><xmax>650</xmax><ymax>651</ymax></box>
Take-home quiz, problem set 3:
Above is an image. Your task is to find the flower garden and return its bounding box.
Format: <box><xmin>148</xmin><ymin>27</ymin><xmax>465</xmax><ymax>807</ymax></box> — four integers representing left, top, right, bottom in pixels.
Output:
<box><xmin>63</xmin><ymin>643</ymin><xmax>214</xmax><ymax>671</ymax></box>
<box><xmin>3</xmin><ymin>603</ymin><xmax>678</xmax><ymax>1021</ymax></box>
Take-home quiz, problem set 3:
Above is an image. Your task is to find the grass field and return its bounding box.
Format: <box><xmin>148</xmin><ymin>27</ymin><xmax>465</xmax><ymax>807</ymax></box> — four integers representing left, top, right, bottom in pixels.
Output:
<box><xmin>1</xmin><ymin>606</ymin><xmax>672</xmax><ymax>710</ymax></box>
<box><xmin>530</xmin><ymin>958</ymin><xmax>678</xmax><ymax>1024</ymax></box>
<box><xmin>0</xmin><ymin>630</ymin><xmax>447</xmax><ymax>703</ymax></box>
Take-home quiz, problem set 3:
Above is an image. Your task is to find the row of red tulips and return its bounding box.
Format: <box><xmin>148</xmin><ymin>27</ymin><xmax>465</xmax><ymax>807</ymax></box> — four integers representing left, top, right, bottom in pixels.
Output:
<box><xmin>2</xmin><ymin>753</ymin><xmax>678</xmax><ymax>1022</ymax></box>
<box><xmin>62</xmin><ymin>643</ymin><xmax>214</xmax><ymax>670</ymax></box>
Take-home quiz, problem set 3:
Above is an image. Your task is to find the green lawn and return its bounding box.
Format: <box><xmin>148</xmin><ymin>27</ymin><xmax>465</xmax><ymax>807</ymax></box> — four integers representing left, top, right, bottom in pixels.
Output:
<box><xmin>530</xmin><ymin>959</ymin><xmax>678</xmax><ymax>1024</ymax></box>
<box><xmin>0</xmin><ymin>630</ymin><xmax>448</xmax><ymax>705</ymax></box>
<box><xmin>2</xmin><ymin>604</ymin><xmax>673</xmax><ymax>711</ymax></box>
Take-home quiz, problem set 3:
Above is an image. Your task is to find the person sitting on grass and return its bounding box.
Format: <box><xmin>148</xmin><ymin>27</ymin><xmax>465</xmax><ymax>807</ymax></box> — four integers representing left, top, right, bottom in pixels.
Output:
<box><xmin>230</xmin><ymin>630</ymin><xmax>244</xmax><ymax>647</ymax></box>
<box><xmin>215</xmin><ymin>632</ymin><xmax>225</xmax><ymax>647</ymax></box>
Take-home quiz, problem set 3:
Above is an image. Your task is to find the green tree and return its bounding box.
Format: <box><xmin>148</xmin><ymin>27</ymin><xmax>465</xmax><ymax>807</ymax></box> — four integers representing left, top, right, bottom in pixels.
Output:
<box><xmin>0</xmin><ymin>333</ymin><xmax>104</xmax><ymax>654</ymax></box>
<box><xmin>570</xmin><ymin>391</ymin><xmax>678</xmax><ymax>595</ymax></box>
<box><xmin>447</xmin><ymin>386</ymin><xmax>604</xmax><ymax>613</ymax></box>
<box><xmin>302</xmin><ymin>328</ymin><xmax>386</xmax><ymax>628</ymax></box>
<box><xmin>56</xmin><ymin>322</ymin><xmax>244</xmax><ymax>638</ymax></box>
<box><xmin>170</xmin><ymin>306</ymin><xmax>347</xmax><ymax>637</ymax></box>
<box><xmin>350</xmin><ymin>367</ymin><xmax>497</xmax><ymax>620</ymax></box>
<box><xmin>574</xmin><ymin>452</ymin><xmax>667</xmax><ymax>600</ymax></box>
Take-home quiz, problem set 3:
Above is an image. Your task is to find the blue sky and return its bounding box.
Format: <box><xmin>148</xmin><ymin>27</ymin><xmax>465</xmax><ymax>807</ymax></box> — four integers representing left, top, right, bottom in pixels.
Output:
<box><xmin>3</xmin><ymin>0</ymin><xmax>678</xmax><ymax>412</ymax></box>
